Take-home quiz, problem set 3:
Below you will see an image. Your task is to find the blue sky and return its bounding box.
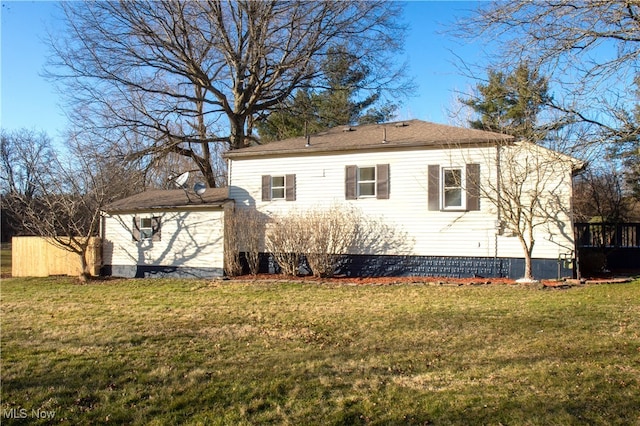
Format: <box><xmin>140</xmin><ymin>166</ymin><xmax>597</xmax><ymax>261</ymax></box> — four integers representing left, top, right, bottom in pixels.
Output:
<box><xmin>1</xmin><ymin>1</ymin><xmax>486</xmax><ymax>146</ymax></box>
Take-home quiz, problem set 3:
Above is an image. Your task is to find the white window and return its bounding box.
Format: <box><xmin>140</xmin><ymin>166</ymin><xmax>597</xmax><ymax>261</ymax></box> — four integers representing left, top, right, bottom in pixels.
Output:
<box><xmin>271</xmin><ymin>176</ymin><xmax>285</xmax><ymax>199</ymax></box>
<box><xmin>442</xmin><ymin>167</ymin><xmax>464</xmax><ymax>209</ymax></box>
<box><xmin>133</xmin><ymin>216</ymin><xmax>161</xmax><ymax>241</ymax></box>
<box><xmin>357</xmin><ymin>166</ymin><xmax>376</xmax><ymax>197</ymax></box>
<box><xmin>140</xmin><ymin>217</ymin><xmax>154</xmax><ymax>240</ymax></box>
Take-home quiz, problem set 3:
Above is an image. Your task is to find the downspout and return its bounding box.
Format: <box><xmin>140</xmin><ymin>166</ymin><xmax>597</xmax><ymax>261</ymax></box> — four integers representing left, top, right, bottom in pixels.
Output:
<box><xmin>494</xmin><ymin>143</ymin><xmax>501</xmax><ymax>277</ymax></box>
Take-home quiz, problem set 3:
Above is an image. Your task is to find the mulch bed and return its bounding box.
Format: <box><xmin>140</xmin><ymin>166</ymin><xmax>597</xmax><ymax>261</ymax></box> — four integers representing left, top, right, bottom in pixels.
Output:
<box><xmin>230</xmin><ymin>273</ymin><xmax>638</xmax><ymax>288</ymax></box>
<box><xmin>233</xmin><ymin>274</ymin><xmax>517</xmax><ymax>286</ymax></box>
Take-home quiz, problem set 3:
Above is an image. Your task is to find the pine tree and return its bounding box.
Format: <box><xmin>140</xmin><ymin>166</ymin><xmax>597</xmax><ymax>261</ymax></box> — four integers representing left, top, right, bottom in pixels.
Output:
<box><xmin>462</xmin><ymin>63</ymin><xmax>551</xmax><ymax>141</ymax></box>
<box><xmin>256</xmin><ymin>46</ymin><xmax>397</xmax><ymax>142</ymax></box>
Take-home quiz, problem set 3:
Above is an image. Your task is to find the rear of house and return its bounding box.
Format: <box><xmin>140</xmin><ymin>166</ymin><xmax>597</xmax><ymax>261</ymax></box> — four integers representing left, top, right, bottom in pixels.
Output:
<box><xmin>225</xmin><ymin>120</ymin><xmax>581</xmax><ymax>279</ymax></box>
<box><xmin>101</xmin><ymin>189</ymin><xmax>231</xmax><ymax>278</ymax></box>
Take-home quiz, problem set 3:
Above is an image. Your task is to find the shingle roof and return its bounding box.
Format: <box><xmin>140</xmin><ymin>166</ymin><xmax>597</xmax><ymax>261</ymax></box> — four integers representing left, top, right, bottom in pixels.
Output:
<box><xmin>103</xmin><ymin>188</ymin><xmax>230</xmax><ymax>213</ymax></box>
<box><xmin>224</xmin><ymin>119</ymin><xmax>514</xmax><ymax>159</ymax></box>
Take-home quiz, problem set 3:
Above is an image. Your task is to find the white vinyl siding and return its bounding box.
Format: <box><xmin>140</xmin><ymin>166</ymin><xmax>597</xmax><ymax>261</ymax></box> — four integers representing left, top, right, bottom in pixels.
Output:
<box><xmin>103</xmin><ymin>209</ymin><xmax>225</xmax><ymax>270</ymax></box>
<box><xmin>228</xmin><ymin>144</ymin><xmax>575</xmax><ymax>261</ymax></box>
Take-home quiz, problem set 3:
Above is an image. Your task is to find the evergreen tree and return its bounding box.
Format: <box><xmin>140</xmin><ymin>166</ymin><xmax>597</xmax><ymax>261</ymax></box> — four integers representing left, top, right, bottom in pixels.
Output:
<box><xmin>462</xmin><ymin>63</ymin><xmax>551</xmax><ymax>141</ymax></box>
<box><xmin>256</xmin><ymin>46</ymin><xmax>397</xmax><ymax>142</ymax></box>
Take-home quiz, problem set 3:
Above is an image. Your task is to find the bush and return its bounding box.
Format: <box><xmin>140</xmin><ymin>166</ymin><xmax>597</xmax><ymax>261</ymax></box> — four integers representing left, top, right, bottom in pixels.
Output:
<box><xmin>265</xmin><ymin>205</ymin><xmax>360</xmax><ymax>277</ymax></box>
<box><xmin>225</xmin><ymin>207</ymin><xmax>264</xmax><ymax>276</ymax></box>
<box><xmin>264</xmin><ymin>210</ymin><xmax>308</xmax><ymax>276</ymax></box>
<box><xmin>304</xmin><ymin>206</ymin><xmax>359</xmax><ymax>277</ymax></box>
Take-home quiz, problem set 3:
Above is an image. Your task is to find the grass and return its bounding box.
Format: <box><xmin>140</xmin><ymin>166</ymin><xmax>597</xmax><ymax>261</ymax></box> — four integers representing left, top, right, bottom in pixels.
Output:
<box><xmin>1</xmin><ymin>277</ymin><xmax>639</xmax><ymax>425</ymax></box>
<box><xmin>0</xmin><ymin>249</ymin><xmax>11</xmax><ymax>276</ymax></box>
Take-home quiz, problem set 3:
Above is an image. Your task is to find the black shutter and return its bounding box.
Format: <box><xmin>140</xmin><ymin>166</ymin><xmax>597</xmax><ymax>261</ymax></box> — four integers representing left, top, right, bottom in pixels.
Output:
<box><xmin>376</xmin><ymin>164</ymin><xmax>389</xmax><ymax>199</ymax></box>
<box><xmin>466</xmin><ymin>163</ymin><xmax>480</xmax><ymax>211</ymax></box>
<box><xmin>428</xmin><ymin>165</ymin><xmax>440</xmax><ymax>211</ymax></box>
<box><xmin>261</xmin><ymin>175</ymin><xmax>271</xmax><ymax>201</ymax></box>
<box><xmin>345</xmin><ymin>165</ymin><xmax>357</xmax><ymax>200</ymax></box>
<box><xmin>285</xmin><ymin>174</ymin><xmax>296</xmax><ymax>201</ymax></box>
<box><xmin>132</xmin><ymin>216</ymin><xmax>140</xmax><ymax>241</ymax></box>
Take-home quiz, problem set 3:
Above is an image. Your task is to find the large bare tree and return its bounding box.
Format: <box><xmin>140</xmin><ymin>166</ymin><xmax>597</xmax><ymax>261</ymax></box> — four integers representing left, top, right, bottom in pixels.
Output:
<box><xmin>454</xmin><ymin>1</ymin><xmax>640</xmax><ymax>161</ymax></box>
<box><xmin>48</xmin><ymin>1</ymin><xmax>409</xmax><ymax>187</ymax></box>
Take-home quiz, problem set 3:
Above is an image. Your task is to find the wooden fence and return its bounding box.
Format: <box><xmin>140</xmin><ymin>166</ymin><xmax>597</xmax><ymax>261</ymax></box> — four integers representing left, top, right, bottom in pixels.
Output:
<box><xmin>12</xmin><ymin>236</ymin><xmax>101</xmax><ymax>277</ymax></box>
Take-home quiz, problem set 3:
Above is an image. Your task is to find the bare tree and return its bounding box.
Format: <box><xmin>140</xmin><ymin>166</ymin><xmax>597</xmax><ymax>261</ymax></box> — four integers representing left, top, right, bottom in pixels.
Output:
<box><xmin>47</xmin><ymin>1</ymin><xmax>410</xmax><ymax>187</ymax></box>
<box><xmin>573</xmin><ymin>168</ymin><xmax>635</xmax><ymax>223</ymax></box>
<box><xmin>454</xmin><ymin>1</ymin><xmax>640</xmax><ymax>160</ymax></box>
<box><xmin>1</xmin><ymin>129</ymin><xmax>55</xmax><ymax>198</ymax></box>
<box><xmin>1</xmin><ymin>129</ymin><xmax>56</xmax><ymax>238</ymax></box>
<box><xmin>477</xmin><ymin>142</ymin><xmax>580</xmax><ymax>281</ymax></box>
<box><xmin>6</xmin><ymin>131</ymin><xmax>140</xmax><ymax>281</ymax></box>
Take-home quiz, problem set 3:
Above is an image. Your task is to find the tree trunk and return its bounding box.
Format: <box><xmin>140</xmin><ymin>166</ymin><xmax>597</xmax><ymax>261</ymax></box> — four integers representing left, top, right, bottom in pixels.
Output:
<box><xmin>523</xmin><ymin>250</ymin><xmax>533</xmax><ymax>281</ymax></box>
<box><xmin>79</xmin><ymin>248</ymin><xmax>91</xmax><ymax>283</ymax></box>
<box><xmin>518</xmin><ymin>235</ymin><xmax>536</xmax><ymax>282</ymax></box>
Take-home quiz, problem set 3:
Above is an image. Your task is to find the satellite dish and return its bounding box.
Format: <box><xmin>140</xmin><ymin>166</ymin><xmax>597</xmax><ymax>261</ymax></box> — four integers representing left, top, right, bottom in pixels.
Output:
<box><xmin>194</xmin><ymin>182</ymin><xmax>206</xmax><ymax>196</ymax></box>
<box><xmin>173</xmin><ymin>171</ymin><xmax>189</xmax><ymax>188</ymax></box>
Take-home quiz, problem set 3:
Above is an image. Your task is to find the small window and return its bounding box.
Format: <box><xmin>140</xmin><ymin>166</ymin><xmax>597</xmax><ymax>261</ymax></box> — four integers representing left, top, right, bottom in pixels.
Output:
<box><xmin>140</xmin><ymin>217</ymin><xmax>154</xmax><ymax>240</ymax></box>
<box><xmin>428</xmin><ymin>164</ymin><xmax>480</xmax><ymax>211</ymax></box>
<box><xmin>271</xmin><ymin>176</ymin><xmax>285</xmax><ymax>199</ymax></box>
<box><xmin>262</xmin><ymin>174</ymin><xmax>295</xmax><ymax>201</ymax></box>
<box><xmin>345</xmin><ymin>164</ymin><xmax>389</xmax><ymax>200</ymax></box>
<box><xmin>443</xmin><ymin>168</ymin><xmax>463</xmax><ymax>209</ymax></box>
<box><xmin>133</xmin><ymin>216</ymin><xmax>161</xmax><ymax>242</ymax></box>
<box><xmin>358</xmin><ymin>166</ymin><xmax>376</xmax><ymax>197</ymax></box>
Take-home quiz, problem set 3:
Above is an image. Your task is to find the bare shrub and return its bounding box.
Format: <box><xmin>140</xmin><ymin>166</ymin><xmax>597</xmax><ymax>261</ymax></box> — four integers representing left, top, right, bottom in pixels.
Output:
<box><xmin>265</xmin><ymin>210</ymin><xmax>307</xmax><ymax>276</ymax></box>
<box><xmin>223</xmin><ymin>206</ymin><xmax>242</xmax><ymax>277</ymax></box>
<box><xmin>235</xmin><ymin>208</ymin><xmax>264</xmax><ymax>275</ymax></box>
<box><xmin>305</xmin><ymin>205</ymin><xmax>360</xmax><ymax>278</ymax></box>
<box><xmin>224</xmin><ymin>207</ymin><xmax>265</xmax><ymax>276</ymax></box>
<box><xmin>265</xmin><ymin>205</ymin><xmax>363</xmax><ymax>277</ymax></box>
<box><xmin>266</xmin><ymin>205</ymin><xmax>415</xmax><ymax>278</ymax></box>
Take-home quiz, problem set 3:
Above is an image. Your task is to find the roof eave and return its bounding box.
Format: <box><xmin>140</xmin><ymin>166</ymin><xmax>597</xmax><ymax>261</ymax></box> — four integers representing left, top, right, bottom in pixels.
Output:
<box><xmin>102</xmin><ymin>199</ymin><xmax>233</xmax><ymax>215</ymax></box>
<box><xmin>224</xmin><ymin>138</ymin><xmax>513</xmax><ymax>159</ymax></box>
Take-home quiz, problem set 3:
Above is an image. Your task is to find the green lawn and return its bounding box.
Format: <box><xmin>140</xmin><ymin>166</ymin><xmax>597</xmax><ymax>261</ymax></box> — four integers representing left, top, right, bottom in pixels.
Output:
<box><xmin>0</xmin><ymin>249</ymin><xmax>11</xmax><ymax>276</ymax></box>
<box><xmin>2</xmin><ymin>277</ymin><xmax>639</xmax><ymax>425</ymax></box>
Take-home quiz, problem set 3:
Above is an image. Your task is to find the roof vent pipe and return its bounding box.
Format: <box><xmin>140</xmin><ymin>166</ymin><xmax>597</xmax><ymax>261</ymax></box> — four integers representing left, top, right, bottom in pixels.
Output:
<box><xmin>304</xmin><ymin>121</ymin><xmax>311</xmax><ymax>147</ymax></box>
<box><xmin>382</xmin><ymin>127</ymin><xmax>387</xmax><ymax>144</ymax></box>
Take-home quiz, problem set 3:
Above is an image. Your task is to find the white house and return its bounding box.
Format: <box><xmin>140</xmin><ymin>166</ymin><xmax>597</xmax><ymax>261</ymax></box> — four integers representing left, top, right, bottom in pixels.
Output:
<box><xmin>101</xmin><ymin>119</ymin><xmax>582</xmax><ymax>280</ymax></box>
<box><xmin>101</xmin><ymin>188</ymin><xmax>232</xmax><ymax>278</ymax></box>
<box><xmin>224</xmin><ymin>119</ymin><xmax>583</xmax><ymax>279</ymax></box>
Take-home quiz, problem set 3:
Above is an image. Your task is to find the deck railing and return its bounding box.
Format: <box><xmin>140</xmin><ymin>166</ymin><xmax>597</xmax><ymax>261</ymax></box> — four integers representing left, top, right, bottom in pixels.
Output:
<box><xmin>574</xmin><ymin>223</ymin><xmax>640</xmax><ymax>248</ymax></box>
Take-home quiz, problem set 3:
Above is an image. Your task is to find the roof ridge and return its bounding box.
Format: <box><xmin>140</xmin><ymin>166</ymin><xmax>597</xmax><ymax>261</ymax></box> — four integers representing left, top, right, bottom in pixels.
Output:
<box><xmin>225</xmin><ymin>119</ymin><xmax>514</xmax><ymax>159</ymax></box>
